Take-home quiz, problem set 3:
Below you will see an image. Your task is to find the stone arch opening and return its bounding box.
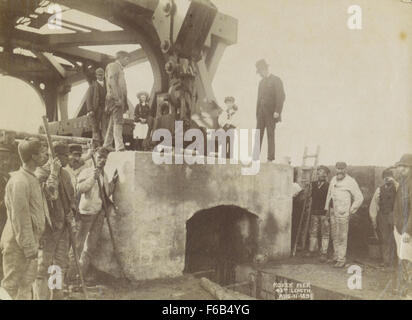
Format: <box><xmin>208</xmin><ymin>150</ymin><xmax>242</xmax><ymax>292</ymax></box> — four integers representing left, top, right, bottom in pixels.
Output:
<box><xmin>184</xmin><ymin>205</ymin><xmax>259</xmax><ymax>286</ymax></box>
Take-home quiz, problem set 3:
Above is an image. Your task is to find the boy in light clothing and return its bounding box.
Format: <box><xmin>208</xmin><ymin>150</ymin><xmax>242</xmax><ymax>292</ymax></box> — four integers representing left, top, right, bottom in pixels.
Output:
<box><xmin>75</xmin><ymin>147</ymin><xmax>118</xmax><ymax>276</ymax></box>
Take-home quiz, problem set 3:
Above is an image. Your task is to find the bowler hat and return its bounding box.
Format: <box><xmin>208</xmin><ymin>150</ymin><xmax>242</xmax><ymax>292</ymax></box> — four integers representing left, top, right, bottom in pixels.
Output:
<box><xmin>256</xmin><ymin>59</ymin><xmax>269</xmax><ymax>71</ymax></box>
<box><xmin>317</xmin><ymin>165</ymin><xmax>330</xmax><ymax>175</ymax></box>
<box><xmin>396</xmin><ymin>154</ymin><xmax>412</xmax><ymax>167</ymax></box>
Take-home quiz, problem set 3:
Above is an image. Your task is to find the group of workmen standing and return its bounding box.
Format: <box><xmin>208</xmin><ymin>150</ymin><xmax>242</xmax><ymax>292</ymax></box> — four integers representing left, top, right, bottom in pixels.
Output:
<box><xmin>0</xmin><ymin>50</ymin><xmax>139</xmax><ymax>301</ymax></box>
<box><xmin>0</xmin><ymin>51</ymin><xmax>136</xmax><ymax>301</ymax></box>
<box><xmin>0</xmin><ymin>138</ymin><xmax>117</xmax><ymax>300</ymax></box>
<box><xmin>303</xmin><ymin>154</ymin><xmax>412</xmax><ymax>297</ymax></box>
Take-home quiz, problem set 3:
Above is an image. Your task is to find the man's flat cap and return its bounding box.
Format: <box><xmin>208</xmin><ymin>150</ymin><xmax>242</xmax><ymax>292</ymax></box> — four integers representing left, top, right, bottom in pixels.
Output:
<box><xmin>53</xmin><ymin>141</ymin><xmax>69</xmax><ymax>155</ymax></box>
<box><xmin>95</xmin><ymin>67</ymin><xmax>104</xmax><ymax>75</ymax></box>
<box><xmin>335</xmin><ymin>162</ymin><xmax>347</xmax><ymax>169</ymax></box>
<box><xmin>382</xmin><ymin>168</ymin><xmax>394</xmax><ymax>178</ymax></box>
<box><xmin>69</xmin><ymin>144</ymin><xmax>82</xmax><ymax>154</ymax></box>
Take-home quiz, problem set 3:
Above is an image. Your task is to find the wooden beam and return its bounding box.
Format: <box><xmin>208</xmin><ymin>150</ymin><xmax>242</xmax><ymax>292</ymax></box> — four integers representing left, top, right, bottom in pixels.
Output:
<box><xmin>0</xmin><ymin>29</ymin><xmax>46</xmax><ymax>49</ymax></box>
<box><xmin>0</xmin><ymin>30</ymin><xmax>114</xmax><ymax>64</ymax></box>
<box><xmin>205</xmin><ymin>39</ymin><xmax>227</xmax><ymax>80</ymax></box>
<box><xmin>45</xmin><ymin>30</ymin><xmax>139</xmax><ymax>48</ymax></box>
<box><xmin>0</xmin><ymin>52</ymin><xmax>49</xmax><ymax>74</ymax></box>
<box><xmin>62</xmin><ymin>70</ymin><xmax>87</xmax><ymax>87</ymax></box>
<box><xmin>60</xmin><ymin>20</ymin><xmax>102</xmax><ymax>33</ymax></box>
<box><xmin>36</xmin><ymin>52</ymin><xmax>67</xmax><ymax>79</ymax></box>
<box><xmin>127</xmin><ymin>48</ymin><xmax>148</xmax><ymax>67</ymax></box>
<box><xmin>51</xmin><ymin>0</ymin><xmax>120</xmax><ymax>20</ymax></box>
<box><xmin>52</xmin><ymin>0</ymin><xmax>157</xmax><ymax>18</ymax></box>
<box><xmin>208</xmin><ymin>12</ymin><xmax>238</xmax><ymax>46</ymax></box>
<box><xmin>0</xmin><ymin>29</ymin><xmax>140</xmax><ymax>58</ymax></box>
<box><xmin>54</xmin><ymin>47</ymin><xmax>114</xmax><ymax>64</ymax></box>
<box><xmin>0</xmin><ymin>129</ymin><xmax>92</xmax><ymax>145</ymax></box>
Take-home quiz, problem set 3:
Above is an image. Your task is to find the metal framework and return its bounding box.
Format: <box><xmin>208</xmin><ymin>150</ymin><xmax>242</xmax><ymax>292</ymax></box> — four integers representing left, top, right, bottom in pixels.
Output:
<box><xmin>0</xmin><ymin>0</ymin><xmax>237</xmax><ymax>133</ymax></box>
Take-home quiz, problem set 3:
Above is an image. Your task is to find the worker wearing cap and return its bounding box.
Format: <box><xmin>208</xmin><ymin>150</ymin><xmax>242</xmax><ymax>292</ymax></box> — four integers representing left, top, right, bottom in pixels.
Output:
<box><xmin>1</xmin><ymin>139</ymin><xmax>50</xmax><ymax>299</ymax></box>
<box><xmin>34</xmin><ymin>141</ymin><xmax>76</xmax><ymax>300</ymax></box>
<box><xmin>66</xmin><ymin>144</ymin><xmax>93</xmax><ymax>186</ymax></box>
<box><xmin>307</xmin><ymin>165</ymin><xmax>331</xmax><ymax>262</ymax></box>
<box><xmin>87</xmin><ymin>68</ymin><xmax>107</xmax><ymax>147</ymax></box>
<box><xmin>76</xmin><ymin>147</ymin><xmax>118</xmax><ymax>277</ymax></box>
<box><xmin>369</xmin><ymin>168</ymin><xmax>399</xmax><ymax>268</ymax></box>
<box><xmin>253</xmin><ymin>59</ymin><xmax>285</xmax><ymax>162</ymax></box>
<box><xmin>392</xmin><ymin>154</ymin><xmax>412</xmax><ymax>297</ymax></box>
<box><xmin>67</xmin><ymin>144</ymin><xmax>83</xmax><ymax>187</ymax></box>
<box><xmin>325</xmin><ymin>162</ymin><xmax>364</xmax><ymax>268</ymax></box>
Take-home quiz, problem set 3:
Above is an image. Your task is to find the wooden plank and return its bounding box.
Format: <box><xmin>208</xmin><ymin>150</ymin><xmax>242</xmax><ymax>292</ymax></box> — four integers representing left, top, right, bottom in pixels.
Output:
<box><xmin>0</xmin><ymin>129</ymin><xmax>92</xmax><ymax>145</ymax></box>
<box><xmin>199</xmin><ymin>277</ymin><xmax>256</xmax><ymax>300</ymax></box>
<box><xmin>36</xmin><ymin>52</ymin><xmax>67</xmax><ymax>78</ymax></box>
<box><xmin>45</xmin><ymin>30</ymin><xmax>138</xmax><ymax>48</ymax></box>
<box><xmin>54</xmin><ymin>47</ymin><xmax>114</xmax><ymax>64</ymax></box>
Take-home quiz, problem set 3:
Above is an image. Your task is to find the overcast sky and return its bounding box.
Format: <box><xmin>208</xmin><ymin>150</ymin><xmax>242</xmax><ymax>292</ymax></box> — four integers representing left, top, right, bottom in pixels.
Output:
<box><xmin>0</xmin><ymin>0</ymin><xmax>411</xmax><ymax>167</ymax></box>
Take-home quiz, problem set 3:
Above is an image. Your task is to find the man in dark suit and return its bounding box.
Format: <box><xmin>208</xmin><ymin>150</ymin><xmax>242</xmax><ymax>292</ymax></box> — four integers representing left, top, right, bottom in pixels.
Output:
<box><xmin>86</xmin><ymin>67</ymin><xmax>107</xmax><ymax>147</ymax></box>
<box><xmin>254</xmin><ymin>59</ymin><xmax>285</xmax><ymax>162</ymax></box>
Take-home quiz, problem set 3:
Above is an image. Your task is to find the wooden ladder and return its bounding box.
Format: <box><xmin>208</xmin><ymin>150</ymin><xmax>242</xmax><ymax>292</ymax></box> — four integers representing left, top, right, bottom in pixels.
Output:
<box><xmin>292</xmin><ymin>146</ymin><xmax>320</xmax><ymax>256</ymax></box>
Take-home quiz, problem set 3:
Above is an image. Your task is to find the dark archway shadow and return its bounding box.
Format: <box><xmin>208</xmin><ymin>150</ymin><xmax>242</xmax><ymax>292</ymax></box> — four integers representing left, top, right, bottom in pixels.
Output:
<box><xmin>184</xmin><ymin>205</ymin><xmax>259</xmax><ymax>286</ymax></box>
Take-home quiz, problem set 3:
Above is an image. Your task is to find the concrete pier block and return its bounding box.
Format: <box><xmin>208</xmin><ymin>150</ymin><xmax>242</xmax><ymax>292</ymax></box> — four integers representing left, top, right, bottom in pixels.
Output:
<box><xmin>92</xmin><ymin>151</ymin><xmax>293</xmax><ymax>281</ymax></box>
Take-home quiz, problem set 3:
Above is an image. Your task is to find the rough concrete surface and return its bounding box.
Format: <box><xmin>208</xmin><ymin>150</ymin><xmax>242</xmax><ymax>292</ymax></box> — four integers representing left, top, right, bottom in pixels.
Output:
<box><xmin>91</xmin><ymin>151</ymin><xmax>293</xmax><ymax>281</ymax></box>
<box><xmin>68</xmin><ymin>275</ymin><xmax>215</xmax><ymax>300</ymax></box>
<box><xmin>235</xmin><ymin>257</ymin><xmax>397</xmax><ymax>300</ymax></box>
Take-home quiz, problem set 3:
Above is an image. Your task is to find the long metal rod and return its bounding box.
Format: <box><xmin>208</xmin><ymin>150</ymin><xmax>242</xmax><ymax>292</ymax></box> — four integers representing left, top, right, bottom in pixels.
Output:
<box><xmin>90</xmin><ymin>154</ymin><xmax>128</xmax><ymax>281</ymax></box>
<box><xmin>41</xmin><ymin>116</ymin><xmax>89</xmax><ymax>300</ymax></box>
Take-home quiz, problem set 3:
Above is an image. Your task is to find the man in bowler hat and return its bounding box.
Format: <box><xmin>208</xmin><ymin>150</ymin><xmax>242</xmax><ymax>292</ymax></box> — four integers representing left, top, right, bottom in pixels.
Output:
<box><xmin>253</xmin><ymin>59</ymin><xmax>285</xmax><ymax>162</ymax></box>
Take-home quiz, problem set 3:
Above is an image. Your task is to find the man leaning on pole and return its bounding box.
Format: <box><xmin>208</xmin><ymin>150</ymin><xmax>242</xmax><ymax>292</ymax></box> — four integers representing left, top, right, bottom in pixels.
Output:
<box><xmin>76</xmin><ymin>147</ymin><xmax>118</xmax><ymax>278</ymax></box>
<box><xmin>34</xmin><ymin>141</ymin><xmax>76</xmax><ymax>300</ymax></box>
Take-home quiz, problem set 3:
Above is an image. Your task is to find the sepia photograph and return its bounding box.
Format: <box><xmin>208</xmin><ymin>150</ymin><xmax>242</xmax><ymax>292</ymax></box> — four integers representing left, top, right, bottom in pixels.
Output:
<box><xmin>0</xmin><ymin>0</ymin><xmax>411</xmax><ymax>310</ymax></box>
